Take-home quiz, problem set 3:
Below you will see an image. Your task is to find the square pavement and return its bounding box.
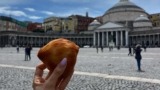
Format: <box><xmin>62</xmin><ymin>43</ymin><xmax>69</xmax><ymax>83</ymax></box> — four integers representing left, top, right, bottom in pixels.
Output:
<box><xmin>0</xmin><ymin>47</ymin><xmax>160</xmax><ymax>90</ymax></box>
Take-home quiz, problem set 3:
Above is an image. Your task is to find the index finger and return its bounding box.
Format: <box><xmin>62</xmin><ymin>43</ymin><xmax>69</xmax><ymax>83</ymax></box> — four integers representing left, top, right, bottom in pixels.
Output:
<box><xmin>35</xmin><ymin>63</ymin><xmax>46</xmax><ymax>77</ymax></box>
<box><xmin>33</xmin><ymin>63</ymin><xmax>46</xmax><ymax>89</ymax></box>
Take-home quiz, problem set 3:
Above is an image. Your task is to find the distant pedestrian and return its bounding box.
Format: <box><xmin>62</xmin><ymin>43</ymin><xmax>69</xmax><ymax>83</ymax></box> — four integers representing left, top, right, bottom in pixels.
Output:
<box><xmin>17</xmin><ymin>46</ymin><xmax>19</xmax><ymax>53</ymax></box>
<box><xmin>135</xmin><ymin>44</ymin><xmax>144</xmax><ymax>72</ymax></box>
<box><xmin>100</xmin><ymin>46</ymin><xmax>103</xmax><ymax>52</ymax></box>
<box><xmin>128</xmin><ymin>46</ymin><xmax>132</xmax><ymax>56</ymax></box>
<box><xmin>25</xmin><ymin>44</ymin><xmax>32</xmax><ymax>61</ymax></box>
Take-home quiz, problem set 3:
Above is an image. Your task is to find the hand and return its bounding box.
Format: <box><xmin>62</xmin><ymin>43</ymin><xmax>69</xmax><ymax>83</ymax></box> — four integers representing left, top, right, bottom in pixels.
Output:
<box><xmin>32</xmin><ymin>58</ymin><xmax>74</xmax><ymax>90</ymax></box>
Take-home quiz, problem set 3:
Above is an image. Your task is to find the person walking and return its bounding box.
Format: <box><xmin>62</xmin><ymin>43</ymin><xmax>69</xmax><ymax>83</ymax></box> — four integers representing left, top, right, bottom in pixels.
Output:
<box><xmin>135</xmin><ymin>44</ymin><xmax>144</xmax><ymax>72</ymax></box>
<box><xmin>25</xmin><ymin>44</ymin><xmax>32</xmax><ymax>61</ymax></box>
<box><xmin>16</xmin><ymin>45</ymin><xmax>19</xmax><ymax>53</ymax></box>
<box><xmin>25</xmin><ymin>46</ymin><xmax>28</xmax><ymax>61</ymax></box>
<box><xmin>28</xmin><ymin>45</ymin><xmax>32</xmax><ymax>60</ymax></box>
<box><xmin>128</xmin><ymin>46</ymin><xmax>132</xmax><ymax>56</ymax></box>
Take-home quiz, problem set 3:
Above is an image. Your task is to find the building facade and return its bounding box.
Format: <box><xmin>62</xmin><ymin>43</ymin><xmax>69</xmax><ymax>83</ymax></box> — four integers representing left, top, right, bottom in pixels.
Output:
<box><xmin>149</xmin><ymin>13</ymin><xmax>160</xmax><ymax>27</ymax></box>
<box><xmin>27</xmin><ymin>22</ymin><xmax>43</xmax><ymax>32</ymax></box>
<box><xmin>69</xmin><ymin>15</ymin><xmax>95</xmax><ymax>33</ymax></box>
<box><xmin>44</xmin><ymin>16</ymin><xmax>62</xmax><ymax>33</ymax></box>
<box><xmin>43</xmin><ymin>14</ymin><xmax>95</xmax><ymax>34</ymax></box>
<box><xmin>0</xmin><ymin>16</ymin><xmax>27</xmax><ymax>31</ymax></box>
<box><xmin>92</xmin><ymin>0</ymin><xmax>160</xmax><ymax>47</ymax></box>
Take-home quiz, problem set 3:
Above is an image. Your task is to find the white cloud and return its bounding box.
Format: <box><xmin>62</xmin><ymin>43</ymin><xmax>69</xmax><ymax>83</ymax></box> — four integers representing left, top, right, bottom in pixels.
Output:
<box><xmin>0</xmin><ymin>6</ymin><xmax>27</xmax><ymax>17</ymax></box>
<box><xmin>0</xmin><ymin>6</ymin><xmax>41</xmax><ymax>20</ymax></box>
<box><xmin>28</xmin><ymin>16</ymin><xmax>42</xmax><ymax>20</ymax></box>
<box><xmin>25</xmin><ymin>8</ymin><xmax>36</xmax><ymax>12</ymax></box>
<box><xmin>10</xmin><ymin>11</ymin><xmax>27</xmax><ymax>17</ymax></box>
<box><xmin>41</xmin><ymin>11</ymin><xmax>54</xmax><ymax>15</ymax></box>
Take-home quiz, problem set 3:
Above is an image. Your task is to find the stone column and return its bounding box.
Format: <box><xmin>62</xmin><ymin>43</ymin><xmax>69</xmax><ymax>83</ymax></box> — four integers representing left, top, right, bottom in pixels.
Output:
<box><xmin>106</xmin><ymin>31</ymin><xmax>108</xmax><ymax>46</ymax></box>
<box><xmin>121</xmin><ymin>31</ymin><xmax>123</xmax><ymax>46</ymax></box>
<box><xmin>158</xmin><ymin>34</ymin><xmax>160</xmax><ymax>46</ymax></box>
<box><xmin>116</xmin><ymin>31</ymin><xmax>118</xmax><ymax>46</ymax></box>
<box><xmin>93</xmin><ymin>32</ymin><xmax>96</xmax><ymax>46</ymax></box>
<box><xmin>102</xmin><ymin>32</ymin><xmax>104</xmax><ymax>46</ymax></box>
<box><xmin>98</xmin><ymin>32</ymin><xmax>100</xmax><ymax>47</ymax></box>
<box><xmin>125</xmin><ymin>31</ymin><xmax>128</xmax><ymax>46</ymax></box>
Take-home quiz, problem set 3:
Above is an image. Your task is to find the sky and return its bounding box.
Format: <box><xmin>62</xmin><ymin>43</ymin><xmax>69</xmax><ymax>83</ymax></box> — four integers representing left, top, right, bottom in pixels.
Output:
<box><xmin>0</xmin><ymin>0</ymin><xmax>160</xmax><ymax>23</ymax></box>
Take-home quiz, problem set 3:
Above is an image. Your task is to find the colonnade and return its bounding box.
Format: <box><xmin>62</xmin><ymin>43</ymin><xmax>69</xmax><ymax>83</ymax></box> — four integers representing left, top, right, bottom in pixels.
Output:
<box><xmin>0</xmin><ymin>34</ymin><xmax>93</xmax><ymax>47</ymax></box>
<box><xmin>93</xmin><ymin>30</ymin><xmax>129</xmax><ymax>47</ymax></box>
<box><xmin>1</xmin><ymin>31</ymin><xmax>160</xmax><ymax>48</ymax></box>
<box><xmin>130</xmin><ymin>34</ymin><xmax>160</xmax><ymax>47</ymax></box>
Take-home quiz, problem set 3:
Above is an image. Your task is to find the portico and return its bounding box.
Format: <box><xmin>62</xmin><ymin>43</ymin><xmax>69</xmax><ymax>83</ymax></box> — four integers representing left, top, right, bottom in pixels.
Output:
<box><xmin>93</xmin><ymin>22</ymin><xmax>129</xmax><ymax>47</ymax></box>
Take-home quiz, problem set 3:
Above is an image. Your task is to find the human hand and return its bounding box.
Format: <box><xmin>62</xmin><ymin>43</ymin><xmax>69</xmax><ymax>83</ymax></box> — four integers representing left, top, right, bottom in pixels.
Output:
<box><xmin>32</xmin><ymin>58</ymin><xmax>74</xmax><ymax>90</ymax></box>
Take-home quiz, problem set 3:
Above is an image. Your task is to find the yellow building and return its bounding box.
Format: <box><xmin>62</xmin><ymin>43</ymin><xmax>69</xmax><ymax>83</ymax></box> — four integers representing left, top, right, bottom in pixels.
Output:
<box><xmin>43</xmin><ymin>16</ymin><xmax>61</xmax><ymax>33</ymax></box>
<box><xmin>149</xmin><ymin>13</ymin><xmax>160</xmax><ymax>27</ymax></box>
<box><xmin>43</xmin><ymin>16</ymin><xmax>76</xmax><ymax>34</ymax></box>
<box><xmin>60</xmin><ymin>17</ymin><xmax>75</xmax><ymax>33</ymax></box>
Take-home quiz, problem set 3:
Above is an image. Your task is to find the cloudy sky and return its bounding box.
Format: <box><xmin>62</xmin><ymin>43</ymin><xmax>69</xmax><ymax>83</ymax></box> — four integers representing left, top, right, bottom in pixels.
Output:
<box><xmin>0</xmin><ymin>0</ymin><xmax>160</xmax><ymax>22</ymax></box>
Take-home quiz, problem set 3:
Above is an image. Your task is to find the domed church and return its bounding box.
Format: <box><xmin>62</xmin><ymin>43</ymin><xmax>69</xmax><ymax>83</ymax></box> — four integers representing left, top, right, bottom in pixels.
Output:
<box><xmin>92</xmin><ymin>0</ymin><xmax>160</xmax><ymax>47</ymax></box>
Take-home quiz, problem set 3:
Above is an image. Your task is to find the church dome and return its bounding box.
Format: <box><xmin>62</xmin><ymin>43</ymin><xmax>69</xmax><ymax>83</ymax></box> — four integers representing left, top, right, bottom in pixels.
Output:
<box><xmin>89</xmin><ymin>20</ymin><xmax>101</xmax><ymax>26</ymax></box>
<box><xmin>88</xmin><ymin>20</ymin><xmax>101</xmax><ymax>30</ymax></box>
<box><xmin>107</xmin><ymin>0</ymin><xmax>145</xmax><ymax>13</ymax></box>
<box><xmin>102</xmin><ymin>0</ymin><xmax>148</xmax><ymax>23</ymax></box>
<box><xmin>134</xmin><ymin>15</ymin><xmax>152</xmax><ymax>27</ymax></box>
<box><xmin>135</xmin><ymin>15</ymin><xmax>150</xmax><ymax>21</ymax></box>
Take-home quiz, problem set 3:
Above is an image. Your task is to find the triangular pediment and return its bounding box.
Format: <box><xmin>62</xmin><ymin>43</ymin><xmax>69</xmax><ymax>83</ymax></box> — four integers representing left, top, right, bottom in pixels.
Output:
<box><xmin>97</xmin><ymin>22</ymin><xmax>124</xmax><ymax>29</ymax></box>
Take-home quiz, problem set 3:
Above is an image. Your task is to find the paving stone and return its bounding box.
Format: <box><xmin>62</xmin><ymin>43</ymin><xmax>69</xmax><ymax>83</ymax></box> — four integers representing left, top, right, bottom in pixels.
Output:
<box><xmin>0</xmin><ymin>47</ymin><xmax>160</xmax><ymax>90</ymax></box>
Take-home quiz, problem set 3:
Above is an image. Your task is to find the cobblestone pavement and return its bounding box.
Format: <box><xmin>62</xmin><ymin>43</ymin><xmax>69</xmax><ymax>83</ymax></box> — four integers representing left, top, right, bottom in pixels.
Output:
<box><xmin>0</xmin><ymin>47</ymin><xmax>160</xmax><ymax>90</ymax></box>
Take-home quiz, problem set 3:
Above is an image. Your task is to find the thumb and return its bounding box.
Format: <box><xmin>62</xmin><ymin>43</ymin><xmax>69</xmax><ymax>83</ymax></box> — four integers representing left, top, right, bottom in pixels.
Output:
<box><xmin>45</xmin><ymin>58</ymin><xmax>67</xmax><ymax>87</ymax></box>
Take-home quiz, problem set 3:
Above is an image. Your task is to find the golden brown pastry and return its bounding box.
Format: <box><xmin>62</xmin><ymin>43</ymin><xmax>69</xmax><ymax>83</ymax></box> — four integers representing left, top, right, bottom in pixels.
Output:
<box><xmin>37</xmin><ymin>38</ymin><xmax>79</xmax><ymax>78</ymax></box>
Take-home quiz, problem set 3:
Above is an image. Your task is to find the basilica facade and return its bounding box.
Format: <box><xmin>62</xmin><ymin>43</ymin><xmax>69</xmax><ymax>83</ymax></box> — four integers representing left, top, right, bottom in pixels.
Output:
<box><xmin>90</xmin><ymin>0</ymin><xmax>160</xmax><ymax>47</ymax></box>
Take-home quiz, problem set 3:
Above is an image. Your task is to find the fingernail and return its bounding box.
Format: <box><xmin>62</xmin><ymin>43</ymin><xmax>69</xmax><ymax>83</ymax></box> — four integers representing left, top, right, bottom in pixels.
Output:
<box><xmin>60</xmin><ymin>58</ymin><xmax>67</xmax><ymax>67</ymax></box>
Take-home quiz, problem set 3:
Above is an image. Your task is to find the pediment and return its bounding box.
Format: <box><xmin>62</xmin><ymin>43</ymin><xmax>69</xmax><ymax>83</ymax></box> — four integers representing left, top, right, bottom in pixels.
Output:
<box><xmin>97</xmin><ymin>22</ymin><xmax>124</xmax><ymax>29</ymax></box>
